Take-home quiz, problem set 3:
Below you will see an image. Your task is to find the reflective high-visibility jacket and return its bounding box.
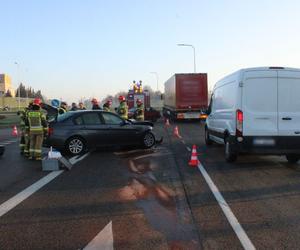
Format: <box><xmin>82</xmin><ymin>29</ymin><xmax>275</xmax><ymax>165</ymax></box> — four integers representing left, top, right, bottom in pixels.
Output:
<box><xmin>135</xmin><ymin>104</ymin><xmax>144</xmax><ymax>121</ymax></box>
<box><xmin>117</xmin><ymin>101</ymin><xmax>128</xmax><ymax>119</ymax></box>
<box><xmin>27</xmin><ymin>111</ymin><xmax>48</xmax><ymax>135</ymax></box>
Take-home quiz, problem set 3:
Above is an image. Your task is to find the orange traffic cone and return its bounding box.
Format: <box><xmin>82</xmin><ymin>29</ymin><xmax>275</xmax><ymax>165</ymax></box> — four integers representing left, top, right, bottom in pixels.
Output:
<box><xmin>165</xmin><ymin>118</ymin><xmax>170</xmax><ymax>127</ymax></box>
<box><xmin>12</xmin><ymin>125</ymin><xmax>18</xmax><ymax>137</ymax></box>
<box><xmin>173</xmin><ymin>126</ymin><xmax>182</xmax><ymax>138</ymax></box>
<box><xmin>189</xmin><ymin>145</ymin><xmax>200</xmax><ymax>167</ymax></box>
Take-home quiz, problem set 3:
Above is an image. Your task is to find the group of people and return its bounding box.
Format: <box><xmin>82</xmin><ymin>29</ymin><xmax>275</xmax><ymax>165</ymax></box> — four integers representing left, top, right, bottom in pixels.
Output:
<box><xmin>19</xmin><ymin>98</ymin><xmax>48</xmax><ymax>161</ymax></box>
<box><xmin>57</xmin><ymin>96</ymin><xmax>145</xmax><ymax>120</ymax></box>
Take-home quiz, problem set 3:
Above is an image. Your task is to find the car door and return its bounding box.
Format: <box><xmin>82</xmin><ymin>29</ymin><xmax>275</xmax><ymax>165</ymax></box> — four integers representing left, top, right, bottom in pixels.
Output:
<box><xmin>278</xmin><ymin>70</ymin><xmax>300</xmax><ymax>136</ymax></box>
<box><xmin>78</xmin><ymin>112</ymin><xmax>108</xmax><ymax>147</ymax></box>
<box><xmin>101</xmin><ymin>112</ymin><xmax>140</xmax><ymax>145</ymax></box>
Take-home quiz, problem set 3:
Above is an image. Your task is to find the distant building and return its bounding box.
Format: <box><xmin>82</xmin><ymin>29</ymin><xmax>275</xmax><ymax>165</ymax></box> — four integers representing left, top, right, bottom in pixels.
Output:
<box><xmin>0</xmin><ymin>74</ymin><xmax>15</xmax><ymax>97</ymax></box>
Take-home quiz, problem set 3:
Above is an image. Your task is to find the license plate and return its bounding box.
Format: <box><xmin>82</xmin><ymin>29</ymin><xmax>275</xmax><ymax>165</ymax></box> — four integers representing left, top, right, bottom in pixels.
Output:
<box><xmin>184</xmin><ymin>113</ymin><xmax>199</xmax><ymax>119</ymax></box>
<box><xmin>253</xmin><ymin>138</ymin><xmax>275</xmax><ymax>146</ymax></box>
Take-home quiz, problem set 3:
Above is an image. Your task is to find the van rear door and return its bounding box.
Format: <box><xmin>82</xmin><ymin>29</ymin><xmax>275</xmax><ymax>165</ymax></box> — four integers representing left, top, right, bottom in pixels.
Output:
<box><xmin>242</xmin><ymin>70</ymin><xmax>278</xmax><ymax>136</ymax></box>
<box><xmin>278</xmin><ymin>70</ymin><xmax>300</xmax><ymax>136</ymax></box>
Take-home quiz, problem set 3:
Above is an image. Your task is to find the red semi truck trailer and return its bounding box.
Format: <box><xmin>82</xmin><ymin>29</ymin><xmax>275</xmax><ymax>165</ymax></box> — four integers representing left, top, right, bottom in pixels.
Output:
<box><xmin>163</xmin><ymin>73</ymin><xmax>208</xmax><ymax>120</ymax></box>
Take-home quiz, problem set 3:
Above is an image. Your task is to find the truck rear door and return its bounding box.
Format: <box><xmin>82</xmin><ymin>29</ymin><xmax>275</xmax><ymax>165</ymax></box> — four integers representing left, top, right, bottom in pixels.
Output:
<box><xmin>242</xmin><ymin>70</ymin><xmax>278</xmax><ymax>136</ymax></box>
<box><xmin>278</xmin><ymin>70</ymin><xmax>300</xmax><ymax>136</ymax></box>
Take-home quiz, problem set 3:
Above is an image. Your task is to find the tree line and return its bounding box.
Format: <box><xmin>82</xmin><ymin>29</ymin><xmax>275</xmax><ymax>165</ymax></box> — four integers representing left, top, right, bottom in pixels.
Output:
<box><xmin>14</xmin><ymin>83</ymin><xmax>44</xmax><ymax>99</ymax></box>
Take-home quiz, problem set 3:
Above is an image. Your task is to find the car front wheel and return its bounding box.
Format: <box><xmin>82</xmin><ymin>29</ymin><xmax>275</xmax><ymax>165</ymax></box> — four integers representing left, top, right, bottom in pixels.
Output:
<box><xmin>142</xmin><ymin>132</ymin><xmax>155</xmax><ymax>148</ymax></box>
<box><xmin>66</xmin><ymin>136</ymin><xmax>86</xmax><ymax>155</ymax></box>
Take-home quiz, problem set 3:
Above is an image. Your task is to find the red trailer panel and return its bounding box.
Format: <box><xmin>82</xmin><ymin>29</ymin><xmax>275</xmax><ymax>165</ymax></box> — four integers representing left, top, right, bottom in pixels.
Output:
<box><xmin>163</xmin><ymin>73</ymin><xmax>208</xmax><ymax>120</ymax></box>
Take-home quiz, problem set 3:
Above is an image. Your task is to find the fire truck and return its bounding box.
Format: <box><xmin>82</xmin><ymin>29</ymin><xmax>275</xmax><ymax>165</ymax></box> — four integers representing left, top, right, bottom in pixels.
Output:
<box><xmin>127</xmin><ymin>81</ymin><xmax>150</xmax><ymax>109</ymax></box>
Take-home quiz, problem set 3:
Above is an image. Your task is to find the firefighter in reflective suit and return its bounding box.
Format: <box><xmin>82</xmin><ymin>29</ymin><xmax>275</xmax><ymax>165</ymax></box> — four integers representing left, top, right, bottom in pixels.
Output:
<box><xmin>26</xmin><ymin>98</ymin><xmax>48</xmax><ymax>160</ymax></box>
<box><xmin>135</xmin><ymin>99</ymin><xmax>144</xmax><ymax>121</ymax></box>
<box><xmin>117</xmin><ymin>96</ymin><xmax>128</xmax><ymax>119</ymax></box>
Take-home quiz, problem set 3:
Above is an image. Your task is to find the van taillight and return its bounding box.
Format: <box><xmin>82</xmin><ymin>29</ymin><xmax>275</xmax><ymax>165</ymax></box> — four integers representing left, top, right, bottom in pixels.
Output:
<box><xmin>236</xmin><ymin>109</ymin><xmax>243</xmax><ymax>137</ymax></box>
<box><xmin>48</xmin><ymin>127</ymin><xmax>54</xmax><ymax>136</ymax></box>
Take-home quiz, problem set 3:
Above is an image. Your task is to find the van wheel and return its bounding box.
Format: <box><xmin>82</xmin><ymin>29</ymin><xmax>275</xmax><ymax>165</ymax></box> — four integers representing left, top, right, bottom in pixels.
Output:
<box><xmin>205</xmin><ymin>127</ymin><xmax>213</xmax><ymax>146</ymax></box>
<box><xmin>225</xmin><ymin>139</ymin><xmax>237</xmax><ymax>162</ymax></box>
<box><xmin>286</xmin><ymin>154</ymin><xmax>300</xmax><ymax>164</ymax></box>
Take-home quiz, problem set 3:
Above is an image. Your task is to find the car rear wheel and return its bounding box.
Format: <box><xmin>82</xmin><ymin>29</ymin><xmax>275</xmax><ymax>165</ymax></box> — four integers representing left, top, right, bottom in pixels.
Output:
<box><xmin>205</xmin><ymin>127</ymin><xmax>213</xmax><ymax>146</ymax></box>
<box><xmin>225</xmin><ymin>138</ymin><xmax>237</xmax><ymax>162</ymax></box>
<box><xmin>286</xmin><ymin>154</ymin><xmax>300</xmax><ymax>164</ymax></box>
<box><xmin>66</xmin><ymin>136</ymin><xmax>86</xmax><ymax>155</ymax></box>
<box><xmin>142</xmin><ymin>132</ymin><xmax>155</xmax><ymax>148</ymax></box>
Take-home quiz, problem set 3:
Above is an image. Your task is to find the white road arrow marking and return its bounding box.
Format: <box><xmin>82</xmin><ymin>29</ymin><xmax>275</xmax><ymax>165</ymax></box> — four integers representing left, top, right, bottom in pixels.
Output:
<box><xmin>84</xmin><ymin>221</ymin><xmax>114</xmax><ymax>250</ymax></box>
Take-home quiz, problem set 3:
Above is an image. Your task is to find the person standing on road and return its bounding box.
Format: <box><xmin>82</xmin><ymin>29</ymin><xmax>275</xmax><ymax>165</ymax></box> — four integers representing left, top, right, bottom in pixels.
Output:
<box><xmin>58</xmin><ymin>102</ymin><xmax>68</xmax><ymax>115</ymax></box>
<box><xmin>135</xmin><ymin>99</ymin><xmax>144</xmax><ymax>121</ymax></box>
<box><xmin>91</xmin><ymin>98</ymin><xmax>102</xmax><ymax>110</ymax></box>
<box><xmin>103</xmin><ymin>100</ymin><xmax>113</xmax><ymax>112</ymax></box>
<box><xmin>23</xmin><ymin>101</ymin><xmax>33</xmax><ymax>157</ymax></box>
<box><xmin>78</xmin><ymin>102</ymin><xmax>86</xmax><ymax>110</ymax></box>
<box><xmin>26</xmin><ymin>98</ymin><xmax>48</xmax><ymax>161</ymax></box>
<box><xmin>117</xmin><ymin>96</ymin><xmax>128</xmax><ymax>119</ymax></box>
<box><xmin>18</xmin><ymin>110</ymin><xmax>27</xmax><ymax>155</ymax></box>
<box><xmin>70</xmin><ymin>102</ymin><xmax>78</xmax><ymax>111</ymax></box>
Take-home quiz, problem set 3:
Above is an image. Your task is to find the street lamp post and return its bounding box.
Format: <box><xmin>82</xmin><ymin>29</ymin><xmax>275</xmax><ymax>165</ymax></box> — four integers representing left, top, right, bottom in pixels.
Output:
<box><xmin>150</xmin><ymin>72</ymin><xmax>159</xmax><ymax>92</ymax></box>
<box><xmin>14</xmin><ymin>62</ymin><xmax>21</xmax><ymax>110</ymax></box>
<box><xmin>177</xmin><ymin>43</ymin><xmax>196</xmax><ymax>73</ymax></box>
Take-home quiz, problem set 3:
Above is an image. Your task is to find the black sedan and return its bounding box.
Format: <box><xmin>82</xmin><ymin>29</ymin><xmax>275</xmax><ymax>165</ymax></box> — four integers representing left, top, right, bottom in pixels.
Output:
<box><xmin>45</xmin><ymin>110</ymin><xmax>157</xmax><ymax>155</ymax></box>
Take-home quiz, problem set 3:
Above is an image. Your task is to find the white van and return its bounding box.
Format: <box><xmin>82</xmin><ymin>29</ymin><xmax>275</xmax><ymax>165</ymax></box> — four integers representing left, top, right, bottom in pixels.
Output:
<box><xmin>205</xmin><ymin>67</ymin><xmax>300</xmax><ymax>163</ymax></box>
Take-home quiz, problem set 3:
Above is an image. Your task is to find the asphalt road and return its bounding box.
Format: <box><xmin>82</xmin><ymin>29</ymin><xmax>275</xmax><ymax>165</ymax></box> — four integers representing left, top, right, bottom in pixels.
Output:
<box><xmin>0</xmin><ymin>120</ymin><xmax>300</xmax><ymax>249</ymax></box>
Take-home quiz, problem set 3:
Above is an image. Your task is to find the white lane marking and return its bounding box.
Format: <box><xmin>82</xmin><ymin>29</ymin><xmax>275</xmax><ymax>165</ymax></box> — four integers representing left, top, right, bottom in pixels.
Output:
<box><xmin>0</xmin><ymin>171</ymin><xmax>63</xmax><ymax>218</ymax></box>
<box><xmin>0</xmin><ymin>152</ymin><xmax>89</xmax><ymax>218</ymax></box>
<box><xmin>69</xmin><ymin>155</ymin><xmax>79</xmax><ymax>165</ymax></box>
<box><xmin>133</xmin><ymin>152</ymin><xmax>171</xmax><ymax>160</ymax></box>
<box><xmin>84</xmin><ymin>221</ymin><xmax>114</xmax><ymax>250</ymax></box>
<box><xmin>5</xmin><ymin>140</ymin><xmax>17</xmax><ymax>143</ymax></box>
<box><xmin>197</xmin><ymin>163</ymin><xmax>255</xmax><ymax>250</ymax></box>
<box><xmin>72</xmin><ymin>153</ymin><xmax>89</xmax><ymax>164</ymax></box>
<box><xmin>69</xmin><ymin>153</ymin><xmax>89</xmax><ymax>165</ymax></box>
<box><xmin>1</xmin><ymin>142</ymin><xmax>12</xmax><ymax>145</ymax></box>
<box><xmin>114</xmin><ymin>149</ymin><xmax>152</xmax><ymax>155</ymax></box>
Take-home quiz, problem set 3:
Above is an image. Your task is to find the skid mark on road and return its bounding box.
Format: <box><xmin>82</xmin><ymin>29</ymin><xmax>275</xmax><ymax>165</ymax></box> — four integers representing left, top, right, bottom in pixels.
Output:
<box><xmin>116</xmin><ymin>147</ymin><xmax>200</xmax><ymax>249</ymax></box>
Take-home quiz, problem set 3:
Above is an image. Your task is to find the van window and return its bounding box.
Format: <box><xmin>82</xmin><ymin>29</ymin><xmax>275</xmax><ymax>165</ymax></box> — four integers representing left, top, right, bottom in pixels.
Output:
<box><xmin>213</xmin><ymin>83</ymin><xmax>235</xmax><ymax>111</ymax></box>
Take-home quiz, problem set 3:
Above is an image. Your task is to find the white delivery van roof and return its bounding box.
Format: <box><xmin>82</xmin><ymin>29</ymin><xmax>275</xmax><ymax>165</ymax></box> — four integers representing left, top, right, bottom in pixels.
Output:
<box><xmin>213</xmin><ymin>66</ymin><xmax>300</xmax><ymax>90</ymax></box>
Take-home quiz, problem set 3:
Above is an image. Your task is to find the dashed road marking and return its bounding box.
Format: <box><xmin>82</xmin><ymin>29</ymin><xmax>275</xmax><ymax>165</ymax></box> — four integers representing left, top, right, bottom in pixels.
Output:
<box><xmin>84</xmin><ymin>221</ymin><xmax>114</xmax><ymax>250</ymax></box>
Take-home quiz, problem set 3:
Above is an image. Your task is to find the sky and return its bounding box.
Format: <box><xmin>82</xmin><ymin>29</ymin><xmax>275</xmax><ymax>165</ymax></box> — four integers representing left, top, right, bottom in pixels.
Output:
<box><xmin>1</xmin><ymin>0</ymin><xmax>300</xmax><ymax>103</ymax></box>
